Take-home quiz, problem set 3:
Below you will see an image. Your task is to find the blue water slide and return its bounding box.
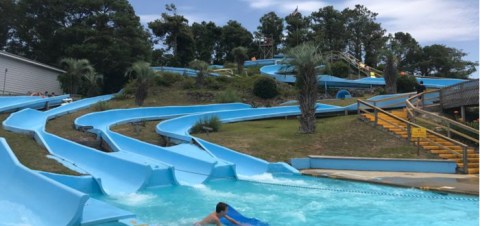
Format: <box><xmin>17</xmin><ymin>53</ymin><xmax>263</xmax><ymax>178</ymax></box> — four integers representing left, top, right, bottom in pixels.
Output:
<box><xmin>220</xmin><ymin>204</ymin><xmax>268</xmax><ymax>226</ymax></box>
<box><xmin>2</xmin><ymin>108</ymin><xmax>157</xmax><ymax>195</ymax></box>
<box><xmin>74</xmin><ymin>103</ymin><xmax>252</xmax><ymax>185</ymax></box>
<box><xmin>46</xmin><ymin>93</ymin><xmax>114</xmax><ymax>118</ymax></box>
<box><xmin>0</xmin><ymin>94</ymin><xmax>69</xmax><ymax>113</ymax></box>
<box><xmin>156</xmin><ymin>104</ymin><xmax>345</xmax><ymax>176</ymax></box>
<box><xmin>151</xmin><ymin>66</ymin><xmax>220</xmax><ymax>77</ymax></box>
<box><xmin>0</xmin><ymin>138</ymin><xmax>88</xmax><ymax>225</ymax></box>
<box><xmin>244</xmin><ymin>59</ymin><xmax>277</xmax><ymax>68</ymax></box>
<box><xmin>260</xmin><ymin>64</ymin><xmax>467</xmax><ymax>88</ymax></box>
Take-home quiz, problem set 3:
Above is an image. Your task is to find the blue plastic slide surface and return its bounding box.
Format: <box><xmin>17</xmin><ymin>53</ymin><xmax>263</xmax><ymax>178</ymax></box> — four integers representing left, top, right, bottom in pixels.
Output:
<box><xmin>0</xmin><ymin>138</ymin><xmax>88</xmax><ymax>226</ymax></box>
<box><xmin>0</xmin><ymin>95</ymin><xmax>68</xmax><ymax>113</ymax></box>
<box><xmin>220</xmin><ymin>204</ymin><xmax>269</xmax><ymax>226</ymax></box>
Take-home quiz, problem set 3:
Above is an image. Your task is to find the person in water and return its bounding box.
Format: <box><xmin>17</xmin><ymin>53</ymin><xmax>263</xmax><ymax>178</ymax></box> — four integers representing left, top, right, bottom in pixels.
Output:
<box><xmin>195</xmin><ymin>202</ymin><xmax>241</xmax><ymax>225</ymax></box>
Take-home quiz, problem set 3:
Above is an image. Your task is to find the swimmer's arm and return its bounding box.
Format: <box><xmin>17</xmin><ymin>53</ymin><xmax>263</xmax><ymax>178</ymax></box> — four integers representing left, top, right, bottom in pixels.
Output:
<box><xmin>224</xmin><ymin>215</ymin><xmax>241</xmax><ymax>225</ymax></box>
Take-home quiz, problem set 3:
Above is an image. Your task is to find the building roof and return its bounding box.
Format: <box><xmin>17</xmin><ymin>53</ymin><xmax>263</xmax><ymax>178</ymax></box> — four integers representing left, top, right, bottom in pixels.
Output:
<box><xmin>0</xmin><ymin>51</ymin><xmax>65</xmax><ymax>73</ymax></box>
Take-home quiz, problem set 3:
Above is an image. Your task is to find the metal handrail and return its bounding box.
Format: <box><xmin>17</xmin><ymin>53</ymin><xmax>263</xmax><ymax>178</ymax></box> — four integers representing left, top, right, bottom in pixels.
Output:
<box><xmin>406</xmin><ymin>91</ymin><xmax>479</xmax><ymax>144</ymax></box>
<box><xmin>357</xmin><ymin>99</ymin><xmax>470</xmax><ymax>173</ymax></box>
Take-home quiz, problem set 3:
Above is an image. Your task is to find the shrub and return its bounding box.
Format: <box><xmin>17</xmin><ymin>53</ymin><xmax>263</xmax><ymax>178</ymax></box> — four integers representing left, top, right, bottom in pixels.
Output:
<box><xmin>93</xmin><ymin>101</ymin><xmax>110</xmax><ymax>111</ymax></box>
<box><xmin>181</xmin><ymin>78</ymin><xmax>195</xmax><ymax>89</ymax></box>
<box><xmin>253</xmin><ymin>77</ymin><xmax>279</xmax><ymax>99</ymax></box>
<box><xmin>205</xmin><ymin>77</ymin><xmax>223</xmax><ymax>90</ymax></box>
<box><xmin>113</xmin><ymin>92</ymin><xmax>130</xmax><ymax>100</ymax></box>
<box><xmin>156</xmin><ymin>72</ymin><xmax>184</xmax><ymax>87</ymax></box>
<box><xmin>215</xmin><ymin>89</ymin><xmax>241</xmax><ymax>103</ymax></box>
<box><xmin>330</xmin><ymin>61</ymin><xmax>350</xmax><ymax>78</ymax></box>
<box><xmin>397</xmin><ymin>75</ymin><xmax>418</xmax><ymax>93</ymax></box>
<box><xmin>190</xmin><ymin>115</ymin><xmax>221</xmax><ymax>133</ymax></box>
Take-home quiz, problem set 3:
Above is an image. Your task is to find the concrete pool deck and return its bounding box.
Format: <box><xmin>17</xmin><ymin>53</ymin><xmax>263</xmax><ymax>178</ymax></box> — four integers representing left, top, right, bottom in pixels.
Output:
<box><xmin>301</xmin><ymin>169</ymin><xmax>479</xmax><ymax>196</ymax></box>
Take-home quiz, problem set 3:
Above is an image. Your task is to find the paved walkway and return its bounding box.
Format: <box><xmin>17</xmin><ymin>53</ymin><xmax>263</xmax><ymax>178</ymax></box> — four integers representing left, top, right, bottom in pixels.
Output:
<box><xmin>301</xmin><ymin>169</ymin><xmax>479</xmax><ymax>196</ymax></box>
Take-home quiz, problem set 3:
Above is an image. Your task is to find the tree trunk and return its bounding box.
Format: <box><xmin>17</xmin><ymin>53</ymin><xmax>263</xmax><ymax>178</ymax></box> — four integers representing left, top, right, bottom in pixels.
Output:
<box><xmin>298</xmin><ymin>67</ymin><xmax>318</xmax><ymax>133</ymax></box>
<box><xmin>383</xmin><ymin>53</ymin><xmax>398</xmax><ymax>94</ymax></box>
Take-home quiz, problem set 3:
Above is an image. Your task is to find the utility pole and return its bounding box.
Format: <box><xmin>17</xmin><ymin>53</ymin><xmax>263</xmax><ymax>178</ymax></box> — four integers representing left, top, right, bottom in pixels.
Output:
<box><xmin>3</xmin><ymin>68</ymin><xmax>7</xmax><ymax>95</ymax></box>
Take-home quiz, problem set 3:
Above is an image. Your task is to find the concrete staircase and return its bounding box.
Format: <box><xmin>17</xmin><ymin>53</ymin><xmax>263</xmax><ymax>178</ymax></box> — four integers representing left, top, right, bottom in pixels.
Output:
<box><xmin>362</xmin><ymin>109</ymin><xmax>479</xmax><ymax>174</ymax></box>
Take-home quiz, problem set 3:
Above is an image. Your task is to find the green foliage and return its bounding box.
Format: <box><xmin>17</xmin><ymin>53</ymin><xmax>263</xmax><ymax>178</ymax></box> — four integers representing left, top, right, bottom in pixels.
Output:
<box><xmin>215</xmin><ymin>89</ymin><xmax>241</xmax><ymax>103</ymax></box>
<box><xmin>189</xmin><ymin>59</ymin><xmax>209</xmax><ymax>88</ymax></box>
<box><xmin>214</xmin><ymin>20</ymin><xmax>253</xmax><ymax>64</ymax></box>
<box><xmin>93</xmin><ymin>101</ymin><xmax>110</xmax><ymax>111</ymax></box>
<box><xmin>253</xmin><ymin>77</ymin><xmax>279</xmax><ymax>99</ymax></box>
<box><xmin>418</xmin><ymin>44</ymin><xmax>477</xmax><ymax>78</ymax></box>
<box><xmin>284</xmin><ymin>11</ymin><xmax>310</xmax><ymax>49</ymax></box>
<box><xmin>191</xmin><ymin>115</ymin><xmax>222</xmax><ymax>133</ymax></box>
<box><xmin>125</xmin><ymin>61</ymin><xmax>156</xmax><ymax>106</ymax></box>
<box><xmin>232</xmin><ymin>46</ymin><xmax>248</xmax><ymax>74</ymax></box>
<box><xmin>330</xmin><ymin>61</ymin><xmax>350</xmax><ymax>78</ymax></box>
<box><xmin>396</xmin><ymin>75</ymin><xmax>418</xmax><ymax>93</ymax></box>
<box><xmin>148</xmin><ymin>4</ymin><xmax>194</xmax><ymax>66</ymax></box>
<box><xmin>8</xmin><ymin>0</ymin><xmax>152</xmax><ymax>93</ymax></box>
<box><xmin>155</xmin><ymin>72</ymin><xmax>184</xmax><ymax>87</ymax></box>
<box><xmin>257</xmin><ymin>12</ymin><xmax>284</xmax><ymax>53</ymax></box>
<box><xmin>113</xmin><ymin>92</ymin><xmax>130</xmax><ymax>100</ymax></box>
<box><xmin>181</xmin><ymin>78</ymin><xmax>195</xmax><ymax>89</ymax></box>
<box><xmin>58</xmin><ymin>58</ymin><xmax>96</xmax><ymax>95</ymax></box>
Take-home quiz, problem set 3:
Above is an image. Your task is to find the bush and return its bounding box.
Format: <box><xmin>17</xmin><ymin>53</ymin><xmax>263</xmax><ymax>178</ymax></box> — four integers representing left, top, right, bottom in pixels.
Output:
<box><xmin>204</xmin><ymin>77</ymin><xmax>223</xmax><ymax>90</ymax></box>
<box><xmin>397</xmin><ymin>75</ymin><xmax>418</xmax><ymax>93</ymax></box>
<box><xmin>330</xmin><ymin>61</ymin><xmax>350</xmax><ymax>78</ymax></box>
<box><xmin>113</xmin><ymin>92</ymin><xmax>130</xmax><ymax>100</ymax></box>
<box><xmin>215</xmin><ymin>89</ymin><xmax>241</xmax><ymax>103</ymax></box>
<box><xmin>181</xmin><ymin>78</ymin><xmax>195</xmax><ymax>89</ymax></box>
<box><xmin>190</xmin><ymin>115</ymin><xmax>221</xmax><ymax>133</ymax></box>
<box><xmin>93</xmin><ymin>101</ymin><xmax>110</xmax><ymax>111</ymax></box>
<box><xmin>253</xmin><ymin>77</ymin><xmax>279</xmax><ymax>99</ymax></box>
<box><xmin>156</xmin><ymin>72</ymin><xmax>184</xmax><ymax>87</ymax></box>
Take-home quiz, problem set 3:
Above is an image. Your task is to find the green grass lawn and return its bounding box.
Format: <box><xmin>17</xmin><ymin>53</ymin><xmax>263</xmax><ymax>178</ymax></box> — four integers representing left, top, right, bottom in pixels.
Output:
<box><xmin>195</xmin><ymin>115</ymin><xmax>437</xmax><ymax>163</ymax></box>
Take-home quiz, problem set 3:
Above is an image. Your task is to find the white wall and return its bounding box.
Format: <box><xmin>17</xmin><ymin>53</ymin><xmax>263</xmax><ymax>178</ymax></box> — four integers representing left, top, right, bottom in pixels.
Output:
<box><xmin>0</xmin><ymin>56</ymin><xmax>63</xmax><ymax>95</ymax></box>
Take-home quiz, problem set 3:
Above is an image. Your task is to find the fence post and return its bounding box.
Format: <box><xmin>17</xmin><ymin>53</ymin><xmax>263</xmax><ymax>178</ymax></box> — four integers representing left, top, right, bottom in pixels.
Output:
<box><xmin>357</xmin><ymin>101</ymin><xmax>360</xmax><ymax>116</ymax></box>
<box><xmin>446</xmin><ymin>122</ymin><xmax>451</xmax><ymax>138</ymax></box>
<box><xmin>462</xmin><ymin>146</ymin><xmax>468</xmax><ymax>174</ymax></box>
<box><xmin>407</xmin><ymin>124</ymin><xmax>411</xmax><ymax>142</ymax></box>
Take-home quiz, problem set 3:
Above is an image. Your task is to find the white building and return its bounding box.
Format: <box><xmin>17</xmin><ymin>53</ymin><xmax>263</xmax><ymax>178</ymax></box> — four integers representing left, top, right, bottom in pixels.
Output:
<box><xmin>0</xmin><ymin>51</ymin><xmax>64</xmax><ymax>95</ymax></box>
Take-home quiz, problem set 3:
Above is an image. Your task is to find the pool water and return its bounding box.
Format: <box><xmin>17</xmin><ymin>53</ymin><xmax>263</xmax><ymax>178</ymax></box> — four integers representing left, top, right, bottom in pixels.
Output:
<box><xmin>94</xmin><ymin>174</ymin><xmax>479</xmax><ymax>226</ymax></box>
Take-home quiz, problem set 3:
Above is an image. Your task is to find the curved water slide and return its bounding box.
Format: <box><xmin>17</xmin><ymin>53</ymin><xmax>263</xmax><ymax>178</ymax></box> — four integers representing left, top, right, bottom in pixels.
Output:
<box><xmin>151</xmin><ymin>66</ymin><xmax>220</xmax><ymax>77</ymax></box>
<box><xmin>0</xmin><ymin>138</ymin><xmax>88</xmax><ymax>225</ymax></box>
<box><xmin>260</xmin><ymin>64</ymin><xmax>467</xmax><ymax>88</ymax></box>
<box><xmin>74</xmin><ymin>103</ymin><xmax>253</xmax><ymax>185</ymax></box>
<box><xmin>2</xmin><ymin>94</ymin><xmax>160</xmax><ymax>195</ymax></box>
<box><xmin>0</xmin><ymin>94</ymin><xmax>69</xmax><ymax>113</ymax></box>
<box><xmin>156</xmin><ymin>104</ymin><xmax>345</xmax><ymax>176</ymax></box>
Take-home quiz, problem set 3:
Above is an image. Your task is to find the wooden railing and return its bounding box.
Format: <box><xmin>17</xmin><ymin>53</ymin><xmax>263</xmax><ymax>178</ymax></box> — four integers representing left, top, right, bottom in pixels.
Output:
<box><xmin>327</xmin><ymin>51</ymin><xmax>384</xmax><ymax>78</ymax></box>
<box><xmin>440</xmin><ymin>79</ymin><xmax>479</xmax><ymax>109</ymax></box>
<box><xmin>406</xmin><ymin>91</ymin><xmax>479</xmax><ymax>145</ymax></box>
<box><xmin>357</xmin><ymin>99</ymin><xmax>470</xmax><ymax>173</ymax></box>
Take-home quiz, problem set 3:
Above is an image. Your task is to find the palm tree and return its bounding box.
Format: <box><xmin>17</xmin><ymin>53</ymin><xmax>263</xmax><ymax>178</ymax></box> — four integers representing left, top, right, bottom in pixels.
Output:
<box><xmin>83</xmin><ymin>72</ymin><xmax>103</xmax><ymax>97</ymax></box>
<box><xmin>287</xmin><ymin>43</ymin><xmax>324</xmax><ymax>133</ymax></box>
<box><xmin>232</xmin><ymin>46</ymin><xmax>248</xmax><ymax>75</ymax></box>
<box><xmin>58</xmin><ymin>58</ymin><xmax>95</xmax><ymax>94</ymax></box>
<box><xmin>189</xmin><ymin>59</ymin><xmax>209</xmax><ymax>88</ymax></box>
<box><xmin>383</xmin><ymin>50</ymin><xmax>398</xmax><ymax>94</ymax></box>
<box><xmin>125</xmin><ymin>61</ymin><xmax>156</xmax><ymax>106</ymax></box>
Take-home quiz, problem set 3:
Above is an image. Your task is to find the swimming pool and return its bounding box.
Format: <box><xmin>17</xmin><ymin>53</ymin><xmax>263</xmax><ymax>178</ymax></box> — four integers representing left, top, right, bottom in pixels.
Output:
<box><xmin>93</xmin><ymin>174</ymin><xmax>479</xmax><ymax>226</ymax></box>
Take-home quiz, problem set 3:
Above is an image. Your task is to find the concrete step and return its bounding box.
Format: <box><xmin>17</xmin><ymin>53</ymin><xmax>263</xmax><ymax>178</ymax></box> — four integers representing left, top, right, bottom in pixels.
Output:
<box><xmin>439</xmin><ymin>153</ymin><xmax>479</xmax><ymax>159</ymax></box>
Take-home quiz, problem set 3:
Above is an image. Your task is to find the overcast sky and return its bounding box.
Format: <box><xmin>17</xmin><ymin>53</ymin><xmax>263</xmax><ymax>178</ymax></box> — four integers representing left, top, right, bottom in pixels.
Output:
<box><xmin>129</xmin><ymin>0</ymin><xmax>479</xmax><ymax>77</ymax></box>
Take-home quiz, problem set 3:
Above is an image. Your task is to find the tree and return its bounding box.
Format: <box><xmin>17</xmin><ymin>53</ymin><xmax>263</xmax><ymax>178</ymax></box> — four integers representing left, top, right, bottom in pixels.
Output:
<box><xmin>58</xmin><ymin>58</ymin><xmax>95</xmax><ymax>95</ymax></box>
<box><xmin>310</xmin><ymin>6</ymin><xmax>347</xmax><ymax>52</ymax></box>
<box><xmin>232</xmin><ymin>47</ymin><xmax>248</xmax><ymax>74</ymax></box>
<box><xmin>82</xmin><ymin>73</ymin><xmax>103</xmax><ymax>97</ymax></box>
<box><xmin>287</xmin><ymin>43</ymin><xmax>323</xmax><ymax>134</ymax></box>
<box><xmin>9</xmin><ymin>0</ymin><xmax>152</xmax><ymax>93</ymax></box>
<box><xmin>191</xmin><ymin>21</ymin><xmax>221</xmax><ymax>63</ymax></box>
<box><xmin>343</xmin><ymin>5</ymin><xmax>381</xmax><ymax>63</ymax></box>
<box><xmin>256</xmin><ymin>12</ymin><xmax>283</xmax><ymax>53</ymax></box>
<box><xmin>284</xmin><ymin>11</ymin><xmax>309</xmax><ymax>49</ymax></box>
<box><xmin>125</xmin><ymin>61</ymin><xmax>156</xmax><ymax>106</ymax></box>
<box><xmin>189</xmin><ymin>59</ymin><xmax>209</xmax><ymax>88</ymax></box>
<box><xmin>418</xmin><ymin>45</ymin><xmax>477</xmax><ymax>78</ymax></box>
<box><xmin>215</xmin><ymin>20</ymin><xmax>252</xmax><ymax>64</ymax></box>
<box><xmin>389</xmin><ymin>32</ymin><xmax>422</xmax><ymax>74</ymax></box>
<box><xmin>0</xmin><ymin>0</ymin><xmax>15</xmax><ymax>49</ymax></box>
<box><xmin>382</xmin><ymin>50</ymin><xmax>398</xmax><ymax>94</ymax></box>
<box><xmin>149</xmin><ymin>4</ymin><xmax>195</xmax><ymax>66</ymax></box>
